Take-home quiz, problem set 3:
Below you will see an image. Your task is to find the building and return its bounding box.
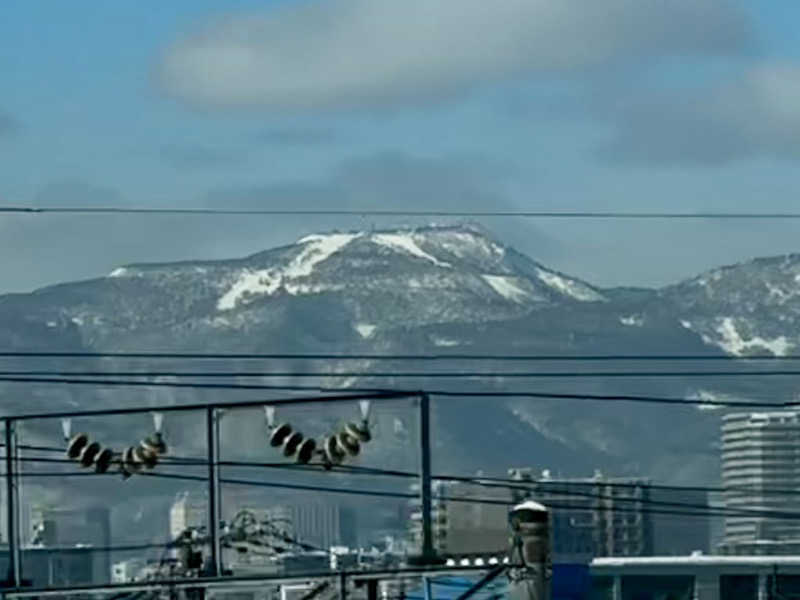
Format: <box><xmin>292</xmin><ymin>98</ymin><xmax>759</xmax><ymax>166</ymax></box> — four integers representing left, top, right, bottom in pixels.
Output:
<box><xmin>591</xmin><ymin>554</ymin><xmax>800</xmax><ymax>600</ymax></box>
<box><xmin>111</xmin><ymin>558</ymin><xmax>146</xmax><ymax>583</ymax></box>
<box><xmin>508</xmin><ymin>468</ymin><xmax>653</xmax><ymax>559</ymax></box>
<box><xmin>0</xmin><ymin>547</ymin><xmax>96</xmax><ymax>588</ymax></box>
<box><xmin>27</xmin><ymin>505</ymin><xmax>111</xmax><ymax>584</ymax></box>
<box><xmin>254</xmin><ymin>503</ymin><xmax>356</xmax><ymax>550</ymax></box>
<box><xmin>170</xmin><ymin>492</ymin><xmax>207</xmax><ymax>542</ymax></box>
<box><xmin>720</xmin><ymin>411</ymin><xmax>800</xmax><ymax>554</ymax></box>
<box><xmin>225</xmin><ymin>503</ymin><xmax>357</xmax><ymax>575</ymax></box>
<box><xmin>407</xmin><ymin>479</ymin><xmax>512</xmax><ymax>557</ymax></box>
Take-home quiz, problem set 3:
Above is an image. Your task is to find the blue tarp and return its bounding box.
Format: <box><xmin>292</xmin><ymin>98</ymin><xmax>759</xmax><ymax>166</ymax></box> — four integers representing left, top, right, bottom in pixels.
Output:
<box><xmin>405</xmin><ymin>563</ymin><xmax>591</xmax><ymax>600</ymax></box>
<box><xmin>552</xmin><ymin>563</ymin><xmax>591</xmax><ymax>600</ymax></box>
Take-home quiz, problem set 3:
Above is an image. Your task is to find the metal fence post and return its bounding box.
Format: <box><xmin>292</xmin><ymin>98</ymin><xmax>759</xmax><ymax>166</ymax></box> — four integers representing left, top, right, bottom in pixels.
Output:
<box><xmin>414</xmin><ymin>392</ymin><xmax>440</xmax><ymax>565</ymax></box>
<box><xmin>4</xmin><ymin>419</ymin><xmax>20</xmax><ymax>588</ymax></box>
<box><xmin>339</xmin><ymin>570</ymin><xmax>347</xmax><ymax>600</ymax></box>
<box><xmin>206</xmin><ymin>407</ymin><xmax>222</xmax><ymax>577</ymax></box>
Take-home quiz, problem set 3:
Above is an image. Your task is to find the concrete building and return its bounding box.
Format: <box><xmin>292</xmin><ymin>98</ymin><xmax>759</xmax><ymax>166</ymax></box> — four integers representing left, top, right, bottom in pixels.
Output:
<box><xmin>111</xmin><ymin>558</ymin><xmax>146</xmax><ymax>583</ymax></box>
<box><xmin>27</xmin><ymin>506</ymin><xmax>111</xmax><ymax>584</ymax></box>
<box><xmin>508</xmin><ymin>468</ymin><xmax>653</xmax><ymax>559</ymax></box>
<box><xmin>225</xmin><ymin>502</ymin><xmax>357</xmax><ymax>574</ymax></box>
<box><xmin>0</xmin><ymin>547</ymin><xmax>96</xmax><ymax>588</ymax></box>
<box><xmin>256</xmin><ymin>503</ymin><xmax>356</xmax><ymax>550</ymax></box>
<box><xmin>170</xmin><ymin>492</ymin><xmax>207</xmax><ymax>542</ymax></box>
<box><xmin>591</xmin><ymin>554</ymin><xmax>800</xmax><ymax>600</ymax></box>
<box><xmin>407</xmin><ymin>479</ymin><xmax>512</xmax><ymax>557</ymax></box>
<box><xmin>720</xmin><ymin>411</ymin><xmax>800</xmax><ymax>554</ymax></box>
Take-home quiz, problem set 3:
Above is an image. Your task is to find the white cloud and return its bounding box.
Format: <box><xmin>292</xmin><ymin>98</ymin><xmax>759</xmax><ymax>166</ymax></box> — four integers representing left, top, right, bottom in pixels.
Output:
<box><xmin>159</xmin><ymin>0</ymin><xmax>751</xmax><ymax>110</ymax></box>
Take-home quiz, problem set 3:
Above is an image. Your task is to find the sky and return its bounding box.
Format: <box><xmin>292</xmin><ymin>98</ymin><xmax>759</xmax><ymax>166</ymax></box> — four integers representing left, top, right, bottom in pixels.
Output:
<box><xmin>3</xmin><ymin>1</ymin><xmax>800</xmax><ymax>292</ymax></box>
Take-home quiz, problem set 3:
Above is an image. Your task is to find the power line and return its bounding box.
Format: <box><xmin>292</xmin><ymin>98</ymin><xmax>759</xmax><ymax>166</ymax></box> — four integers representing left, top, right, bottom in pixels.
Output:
<box><xmin>2</xmin><ymin>389</ymin><xmax>410</xmax><ymax>421</ymax></box>
<box><xmin>5</xmin><ymin>207</ymin><xmax>800</xmax><ymax>219</ymax></box>
<box><xmin>4</xmin><ymin>369</ymin><xmax>800</xmax><ymax>379</ymax></box>
<box><xmin>135</xmin><ymin>470</ymin><xmax>800</xmax><ymax>520</ymax></box>
<box><xmin>9</xmin><ymin>460</ymin><xmax>798</xmax><ymax>519</ymax></box>
<box><xmin>14</xmin><ymin>445</ymin><xmax>800</xmax><ymax>520</ymax></box>
<box><xmin>0</xmin><ymin>351</ymin><xmax>797</xmax><ymax>361</ymax></box>
<box><xmin>19</xmin><ymin>447</ymin><xmax>800</xmax><ymax>500</ymax></box>
<box><xmin>0</xmin><ymin>375</ymin><xmax>786</xmax><ymax>407</ymax></box>
<box><xmin>137</xmin><ymin>471</ymin><xmax>796</xmax><ymax>521</ymax></box>
<box><xmin>0</xmin><ymin>375</ymin><xmax>400</xmax><ymax>396</ymax></box>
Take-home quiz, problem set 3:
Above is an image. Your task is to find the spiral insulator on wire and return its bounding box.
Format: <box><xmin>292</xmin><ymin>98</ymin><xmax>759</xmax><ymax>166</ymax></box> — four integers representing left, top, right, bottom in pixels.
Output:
<box><xmin>65</xmin><ymin>433</ymin><xmax>114</xmax><ymax>474</ymax></box>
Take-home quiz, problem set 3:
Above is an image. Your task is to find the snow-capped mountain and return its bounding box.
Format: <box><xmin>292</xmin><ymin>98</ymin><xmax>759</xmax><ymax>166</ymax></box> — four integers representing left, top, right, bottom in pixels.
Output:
<box><xmin>657</xmin><ymin>254</ymin><xmax>800</xmax><ymax>356</ymax></box>
<box><xmin>4</xmin><ymin>222</ymin><xmax>800</xmax><ymax>538</ymax></box>
<box><xmin>0</xmin><ymin>225</ymin><xmax>606</xmax><ymax>352</ymax></box>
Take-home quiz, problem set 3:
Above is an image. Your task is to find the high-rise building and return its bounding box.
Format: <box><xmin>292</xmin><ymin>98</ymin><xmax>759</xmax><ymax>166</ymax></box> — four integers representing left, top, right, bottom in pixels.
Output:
<box><xmin>169</xmin><ymin>492</ymin><xmax>207</xmax><ymax>543</ymax></box>
<box><xmin>720</xmin><ymin>412</ymin><xmax>800</xmax><ymax>554</ymax></box>
<box><xmin>231</xmin><ymin>503</ymin><xmax>356</xmax><ymax>551</ymax></box>
<box><xmin>407</xmin><ymin>479</ymin><xmax>511</xmax><ymax>557</ymax></box>
<box><xmin>27</xmin><ymin>506</ymin><xmax>111</xmax><ymax>584</ymax></box>
<box><xmin>508</xmin><ymin>468</ymin><xmax>653</xmax><ymax>559</ymax></box>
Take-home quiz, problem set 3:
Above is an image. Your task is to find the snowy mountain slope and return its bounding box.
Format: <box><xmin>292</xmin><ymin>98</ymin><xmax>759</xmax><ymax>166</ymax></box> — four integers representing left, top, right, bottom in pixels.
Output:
<box><xmin>3</xmin><ymin>224</ymin><xmax>800</xmax><ymax>492</ymax></box>
<box><xmin>0</xmin><ymin>225</ymin><xmax>607</xmax><ymax>352</ymax></box>
<box><xmin>656</xmin><ymin>254</ymin><xmax>800</xmax><ymax>356</ymax></box>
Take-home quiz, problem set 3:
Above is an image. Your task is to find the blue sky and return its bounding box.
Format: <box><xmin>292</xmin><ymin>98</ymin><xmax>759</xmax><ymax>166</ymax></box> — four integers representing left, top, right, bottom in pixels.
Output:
<box><xmin>3</xmin><ymin>0</ymin><xmax>800</xmax><ymax>292</ymax></box>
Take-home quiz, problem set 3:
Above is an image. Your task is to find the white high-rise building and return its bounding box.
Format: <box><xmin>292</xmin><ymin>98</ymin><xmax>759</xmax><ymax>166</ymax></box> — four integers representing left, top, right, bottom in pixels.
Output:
<box><xmin>169</xmin><ymin>492</ymin><xmax>207</xmax><ymax>542</ymax></box>
<box><xmin>721</xmin><ymin>412</ymin><xmax>800</xmax><ymax>554</ymax></box>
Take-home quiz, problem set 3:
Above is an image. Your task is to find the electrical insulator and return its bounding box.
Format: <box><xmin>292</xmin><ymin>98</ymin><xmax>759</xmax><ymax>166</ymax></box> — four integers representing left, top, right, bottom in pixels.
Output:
<box><xmin>337</xmin><ymin>430</ymin><xmax>360</xmax><ymax>457</ymax></box>
<box><xmin>135</xmin><ymin>444</ymin><xmax>158</xmax><ymax>469</ymax></box>
<box><xmin>144</xmin><ymin>432</ymin><xmax>168</xmax><ymax>455</ymax></box>
<box><xmin>282</xmin><ymin>431</ymin><xmax>304</xmax><ymax>457</ymax></box>
<box><xmin>345</xmin><ymin>421</ymin><xmax>371</xmax><ymax>443</ymax></box>
<box><xmin>66</xmin><ymin>433</ymin><xmax>116</xmax><ymax>473</ymax></box>
<box><xmin>137</xmin><ymin>432</ymin><xmax>167</xmax><ymax>469</ymax></box>
<box><xmin>269</xmin><ymin>423</ymin><xmax>293</xmax><ymax>447</ymax></box>
<box><xmin>122</xmin><ymin>446</ymin><xmax>143</xmax><ymax>475</ymax></box>
<box><xmin>296</xmin><ymin>438</ymin><xmax>316</xmax><ymax>464</ymax></box>
<box><xmin>323</xmin><ymin>436</ymin><xmax>345</xmax><ymax>466</ymax></box>
<box><xmin>79</xmin><ymin>441</ymin><xmax>101</xmax><ymax>467</ymax></box>
<box><xmin>66</xmin><ymin>433</ymin><xmax>89</xmax><ymax>459</ymax></box>
<box><xmin>94</xmin><ymin>448</ymin><xmax>114</xmax><ymax>474</ymax></box>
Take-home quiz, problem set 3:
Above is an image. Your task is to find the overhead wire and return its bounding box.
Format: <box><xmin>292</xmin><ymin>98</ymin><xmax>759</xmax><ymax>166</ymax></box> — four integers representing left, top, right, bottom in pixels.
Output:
<box><xmin>8</xmin><ymin>457</ymin><xmax>767</xmax><ymax>521</ymax></box>
<box><xmin>4</xmin><ymin>369</ymin><xmax>800</xmax><ymax>379</ymax></box>
<box><xmin>4</xmin><ymin>207</ymin><xmax>800</xmax><ymax>219</ymax></box>
<box><xmin>0</xmin><ymin>375</ymin><xmax>787</xmax><ymax>407</ymax></box>
<box><xmin>1</xmin><ymin>351</ymin><xmax>799</xmax><ymax>361</ymax></box>
<box><xmin>133</xmin><ymin>471</ymin><xmax>799</xmax><ymax>521</ymax></box>
<box><xmin>19</xmin><ymin>447</ymin><xmax>800</xmax><ymax>502</ymax></box>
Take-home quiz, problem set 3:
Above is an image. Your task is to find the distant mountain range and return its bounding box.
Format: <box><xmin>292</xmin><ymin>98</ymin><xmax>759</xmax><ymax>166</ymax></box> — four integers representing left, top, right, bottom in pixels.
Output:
<box><xmin>5</xmin><ymin>223</ymin><xmax>798</xmax><ymax>358</ymax></box>
<box><xmin>3</xmin><ymin>223</ymin><xmax>798</xmax><ymax>543</ymax></box>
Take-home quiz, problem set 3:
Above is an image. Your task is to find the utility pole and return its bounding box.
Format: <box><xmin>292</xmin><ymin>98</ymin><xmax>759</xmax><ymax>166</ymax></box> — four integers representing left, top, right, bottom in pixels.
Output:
<box><xmin>206</xmin><ymin>407</ymin><xmax>222</xmax><ymax>578</ymax></box>
<box><xmin>4</xmin><ymin>419</ymin><xmax>20</xmax><ymax>589</ymax></box>
<box><xmin>409</xmin><ymin>393</ymin><xmax>443</xmax><ymax>566</ymax></box>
